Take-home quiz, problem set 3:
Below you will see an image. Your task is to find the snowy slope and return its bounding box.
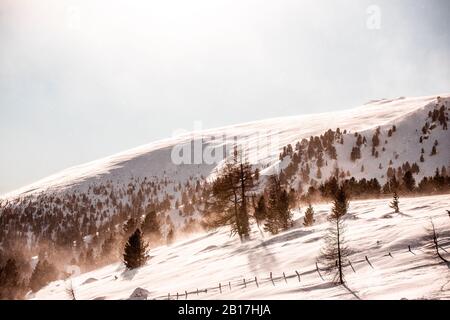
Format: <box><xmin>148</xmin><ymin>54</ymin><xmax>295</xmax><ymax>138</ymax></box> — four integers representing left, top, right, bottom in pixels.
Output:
<box><xmin>2</xmin><ymin>93</ymin><xmax>448</xmax><ymax>200</ymax></box>
<box><xmin>1</xmin><ymin>93</ymin><xmax>449</xmax><ymax>252</ymax></box>
<box><xmin>276</xmin><ymin>94</ymin><xmax>450</xmax><ymax>193</ymax></box>
<box><xmin>31</xmin><ymin>194</ymin><xmax>450</xmax><ymax>300</ymax></box>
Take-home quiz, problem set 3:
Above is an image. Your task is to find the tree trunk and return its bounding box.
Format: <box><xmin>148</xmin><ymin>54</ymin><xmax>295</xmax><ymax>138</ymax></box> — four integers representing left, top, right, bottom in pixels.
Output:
<box><xmin>432</xmin><ymin>223</ymin><xmax>449</xmax><ymax>263</ymax></box>
<box><xmin>336</xmin><ymin>218</ymin><xmax>343</xmax><ymax>284</ymax></box>
<box><xmin>239</xmin><ymin>162</ymin><xmax>249</xmax><ymax>240</ymax></box>
<box><xmin>233</xmin><ymin>190</ymin><xmax>242</xmax><ymax>242</ymax></box>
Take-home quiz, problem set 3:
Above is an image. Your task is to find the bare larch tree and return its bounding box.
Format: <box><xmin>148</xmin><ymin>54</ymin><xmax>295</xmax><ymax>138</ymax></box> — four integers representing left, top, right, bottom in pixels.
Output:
<box><xmin>320</xmin><ymin>186</ymin><xmax>350</xmax><ymax>284</ymax></box>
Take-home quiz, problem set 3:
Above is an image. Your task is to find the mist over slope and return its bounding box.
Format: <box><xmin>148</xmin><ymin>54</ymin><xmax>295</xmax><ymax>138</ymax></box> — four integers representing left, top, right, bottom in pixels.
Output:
<box><xmin>0</xmin><ymin>93</ymin><xmax>449</xmax><ymax>286</ymax></box>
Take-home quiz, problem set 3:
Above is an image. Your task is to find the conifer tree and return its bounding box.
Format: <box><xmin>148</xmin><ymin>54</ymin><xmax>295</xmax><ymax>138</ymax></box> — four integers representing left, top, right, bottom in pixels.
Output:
<box><xmin>316</xmin><ymin>167</ymin><xmax>322</xmax><ymax>179</ymax></box>
<box><xmin>278</xmin><ymin>189</ymin><xmax>291</xmax><ymax>229</ymax></box>
<box><xmin>254</xmin><ymin>195</ymin><xmax>267</xmax><ymax>224</ymax></box>
<box><xmin>430</xmin><ymin>145</ymin><xmax>437</xmax><ymax>156</ymax></box>
<box><xmin>84</xmin><ymin>248</ymin><xmax>96</xmax><ymax>267</ymax></box>
<box><xmin>332</xmin><ymin>187</ymin><xmax>349</xmax><ymax>218</ymax></box>
<box><xmin>166</xmin><ymin>228</ymin><xmax>175</xmax><ymax>245</ymax></box>
<box><xmin>29</xmin><ymin>259</ymin><xmax>58</xmax><ymax>292</ymax></box>
<box><xmin>123</xmin><ymin>228</ymin><xmax>148</xmax><ymax>269</ymax></box>
<box><xmin>207</xmin><ymin>148</ymin><xmax>258</xmax><ymax>242</ymax></box>
<box><xmin>372</xmin><ymin>131</ymin><xmax>380</xmax><ymax>147</ymax></box>
<box><xmin>101</xmin><ymin>232</ymin><xmax>117</xmax><ymax>262</ymax></box>
<box><xmin>123</xmin><ymin>217</ymin><xmax>138</xmax><ymax>236</ymax></box>
<box><xmin>0</xmin><ymin>259</ymin><xmax>20</xmax><ymax>299</ymax></box>
<box><xmin>402</xmin><ymin>170</ymin><xmax>416</xmax><ymax>192</ymax></box>
<box><xmin>264</xmin><ymin>176</ymin><xmax>292</xmax><ymax>234</ymax></box>
<box><xmin>383</xmin><ymin>174</ymin><xmax>400</xmax><ymax>194</ymax></box>
<box><xmin>320</xmin><ymin>186</ymin><xmax>350</xmax><ymax>285</ymax></box>
<box><xmin>303</xmin><ymin>204</ymin><xmax>315</xmax><ymax>227</ymax></box>
<box><xmin>389</xmin><ymin>192</ymin><xmax>400</xmax><ymax>213</ymax></box>
<box><xmin>350</xmin><ymin>146</ymin><xmax>361</xmax><ymax>161</ymax></box>
<box><xmin>141</xmin><ymin>210</ymin><xmax>162</xmax><ymax>241</ymax></box>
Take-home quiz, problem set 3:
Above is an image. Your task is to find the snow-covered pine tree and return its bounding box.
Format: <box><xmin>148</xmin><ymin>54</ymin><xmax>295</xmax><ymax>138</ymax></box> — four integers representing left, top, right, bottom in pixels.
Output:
<box><xmin>123</xmin><ymin>228</ymin><xmax>148</xmax><ymax>269</ymax></box>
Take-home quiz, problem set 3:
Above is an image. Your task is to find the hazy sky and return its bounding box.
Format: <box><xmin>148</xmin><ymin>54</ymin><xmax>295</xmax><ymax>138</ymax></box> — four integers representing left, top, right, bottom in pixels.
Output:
<box><xmin>1</xmin><ymin>0</ymin><xmax>449</xmax><ymax>193</ymax></box>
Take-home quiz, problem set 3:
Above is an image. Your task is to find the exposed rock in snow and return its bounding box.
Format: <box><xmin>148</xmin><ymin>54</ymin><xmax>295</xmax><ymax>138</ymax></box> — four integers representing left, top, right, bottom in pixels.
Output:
<box><xmin>128</xmin><ymin>287</ymin><xmax>150</xmax><ymax>300</ymax></box>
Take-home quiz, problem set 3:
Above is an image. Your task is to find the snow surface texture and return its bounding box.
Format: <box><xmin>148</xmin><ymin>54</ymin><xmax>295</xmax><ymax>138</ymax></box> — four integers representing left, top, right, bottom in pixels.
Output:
<box><xmin>2</xmin><ymin>93</ymin><xmax>449</xmax><ymax>200</ymax></box>
<box><xmin>32</xmin><ymin>194</ymin><xmax>450</xmax><ymax>300</ymax></box>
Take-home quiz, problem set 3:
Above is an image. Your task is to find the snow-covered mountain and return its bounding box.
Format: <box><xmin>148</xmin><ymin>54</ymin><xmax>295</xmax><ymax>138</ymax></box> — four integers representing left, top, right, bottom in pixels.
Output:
<box><xmin>0</xmin><ymin>94</ymin><xmax>449</xmax><ymax>247</ymax></box>
<box><xmin>2</xmin><ymin>94</ymin><xmax>449</xmax><ymax>200</ymax></box>
<box><xmin>1</xmin><ymin>93</ymin><xmax>449</xmax><ymax>300</ymax></box>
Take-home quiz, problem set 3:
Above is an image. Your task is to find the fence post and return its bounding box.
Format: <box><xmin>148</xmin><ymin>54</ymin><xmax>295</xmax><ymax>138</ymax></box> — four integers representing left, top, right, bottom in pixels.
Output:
<box><xmin>348</xmin><ymin>260</ymin><xmax>356</xmax><ymax>273</ymax></box>
<box><xmin>365</xmin><ymin>255</ymin><xmax>374</xmax><ymax>268</ymax></box>
<box><xmin>270</xmin><ymin>272</ymin><xmax>275</xmax><ymax>286</ymax></box>
<box><xmin>283</xmin><ymin>272</ymin><xmax>287</xmax><ymax>283</ymax></box>
<box><xmin>295</xmin><ymin>270</ymin><xmax>301</xmax><ymax>282</ymax></box>
<box><xmin>185</xmin><ymin>291</ymin><xmax>188</xmax><ymax>299</ymax></box>
<box><xmin>176</xmin><ymin>292</ymin><xmax>179</xmax><ymax>300</ymax></box>
<box><xmin>229</xmin><ymin>281</ymin><xmax>231</xmax><ymax>291</ymax></box>
<box><xmin>196</xmin><ymin>288</ymin><xmax>199</xmax><ymax>296</ymax></box>
<box><xmin>316</xmin><ymin>262</ymin><xmax>324</xmax><ymax>280</ymax></box>
<box><xmin>168</xmin><ymin>293</ymin><xmax>170</xmax><ymax>300</ymax></box>
<box><xmin>219</xmin><ymin>283</ymin><xmax>222</xmax><ymax>294</ymax></box>
<box><xmin>255</xmin><ymin>276</ymin><xmax>259</xmax><ymax>288</ymax></box>
<box><xmin>243</xmin><ymin>278</ymin><xmax>247</xmax><ymax>288</ymax></box>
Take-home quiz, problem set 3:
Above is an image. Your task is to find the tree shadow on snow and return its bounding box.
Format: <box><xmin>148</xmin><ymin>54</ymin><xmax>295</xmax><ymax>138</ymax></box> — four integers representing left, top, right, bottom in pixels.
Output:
<box><xmin>121</xmin><ymin>268</ymin><xmax>139</xmax><ymax>281</ymax></box>
<box><xmin>247</xmin><ymin>241</ymin><xmax>279</xmax><ymax>274</ymax></box>
<box><xmin>342</xmin><ymin>283</ymin><xmax>361</xmax><ymax>300</ymax></box>
<box><xmin>382</xmin><ymin>211</ymin><xmax>411</xmax><ymax>219</ymax></box>
<box><xmin>254</xmin><ymin>229</ymin><xmax>313</xmax><ymax>248</ymax></box>
<box><xmin>173</xmin><ymin>231</ymin><xmax>219</xmax><ymax>249</ymax></box>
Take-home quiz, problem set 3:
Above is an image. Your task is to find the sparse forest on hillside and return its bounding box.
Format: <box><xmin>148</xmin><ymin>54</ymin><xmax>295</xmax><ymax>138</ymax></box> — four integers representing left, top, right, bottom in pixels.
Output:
<box><xmin>0</xmin><ymin>96</ymin><xmax>449</xmax><ymax>299</ymax></box>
